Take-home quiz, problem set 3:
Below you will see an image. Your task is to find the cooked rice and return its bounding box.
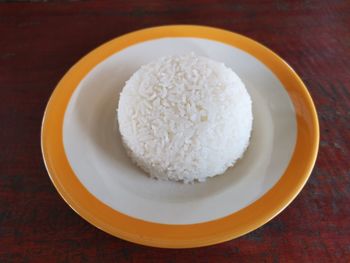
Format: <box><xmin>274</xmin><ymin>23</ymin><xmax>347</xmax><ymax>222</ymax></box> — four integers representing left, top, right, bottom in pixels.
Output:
<box><xmin>117</xmin><ymin>53</ymin><xmax>253</xmax><ymax>183</ymax></box>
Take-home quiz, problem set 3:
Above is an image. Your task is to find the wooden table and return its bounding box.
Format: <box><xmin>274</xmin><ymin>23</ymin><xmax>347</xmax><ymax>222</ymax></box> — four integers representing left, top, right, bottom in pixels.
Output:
<box><xmin>1</xmin><ymin>1</ymin><xmax>349</xmax><ymax>262</ymax></box>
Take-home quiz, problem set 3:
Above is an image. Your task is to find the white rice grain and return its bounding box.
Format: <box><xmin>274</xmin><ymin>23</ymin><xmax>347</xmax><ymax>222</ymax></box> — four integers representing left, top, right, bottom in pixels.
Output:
<box><xmin>117</xmin><ymin>53</ymin><xmax>253</xmax><ymax>183</ymax></box>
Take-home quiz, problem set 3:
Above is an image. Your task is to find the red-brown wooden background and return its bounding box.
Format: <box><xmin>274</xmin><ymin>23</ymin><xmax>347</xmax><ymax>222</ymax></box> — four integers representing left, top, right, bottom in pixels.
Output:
<box><xmin>1</xmin><ymin>1</ymin><xmax>349</xmax><ymax>262</ymax></box>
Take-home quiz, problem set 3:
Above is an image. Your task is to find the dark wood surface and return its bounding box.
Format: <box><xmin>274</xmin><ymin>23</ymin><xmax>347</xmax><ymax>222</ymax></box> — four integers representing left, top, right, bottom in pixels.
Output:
<box><xmin>1</xmin><ymin>1</ymin><xmax>349</xmax><ymax>262</ymax></box>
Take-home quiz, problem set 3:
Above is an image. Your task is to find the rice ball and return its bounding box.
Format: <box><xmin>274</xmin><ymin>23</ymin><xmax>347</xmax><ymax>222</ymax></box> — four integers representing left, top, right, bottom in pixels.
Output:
<box><xmin>117</xmin><ymin>53</ymin><xmax>253</xmax><ymax>183</ymax></box>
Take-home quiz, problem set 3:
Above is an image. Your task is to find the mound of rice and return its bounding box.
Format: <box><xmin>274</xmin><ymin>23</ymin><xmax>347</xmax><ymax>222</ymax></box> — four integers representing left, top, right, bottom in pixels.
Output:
<box><xmin>117</xmin><ymin>53</ymin><xmax>253</xmax><ymax>183</ymax></box>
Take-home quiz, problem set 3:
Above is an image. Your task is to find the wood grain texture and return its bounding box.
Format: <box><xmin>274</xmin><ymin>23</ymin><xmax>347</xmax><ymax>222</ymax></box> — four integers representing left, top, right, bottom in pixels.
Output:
<box><xmin>0</xmin><ymin>0</ymin><xmax>349</xmax><ymax>262</ymax></box>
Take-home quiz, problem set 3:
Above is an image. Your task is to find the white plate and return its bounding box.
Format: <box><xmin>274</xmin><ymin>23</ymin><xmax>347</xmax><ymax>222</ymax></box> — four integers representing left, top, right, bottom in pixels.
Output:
<box><xmin>41</xmin><ymin>25</ymin><xmax>319</xmax><ymax>248</ymax></box>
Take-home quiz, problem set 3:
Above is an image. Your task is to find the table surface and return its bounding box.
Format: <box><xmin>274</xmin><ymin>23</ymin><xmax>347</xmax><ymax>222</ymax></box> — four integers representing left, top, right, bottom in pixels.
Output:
<box><xmin>1</xmin><ymin>1</ymin><xmax>349</xmax><ymax>262</ymax></box>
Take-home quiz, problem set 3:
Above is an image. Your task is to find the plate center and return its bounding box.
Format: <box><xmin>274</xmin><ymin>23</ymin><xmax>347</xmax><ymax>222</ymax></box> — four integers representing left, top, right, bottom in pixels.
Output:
<box><xmin>63</xmin><ymin>38</ymin><xmax>296</xmax><ymax>224</ymax></box>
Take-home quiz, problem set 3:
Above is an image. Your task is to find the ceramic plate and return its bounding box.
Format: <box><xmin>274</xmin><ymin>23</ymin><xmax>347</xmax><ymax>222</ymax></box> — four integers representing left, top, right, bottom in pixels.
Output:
<box><xmin>41</xmin><ymin>25</ymin><xmax>319</xmax><ymax>248</ymax></box>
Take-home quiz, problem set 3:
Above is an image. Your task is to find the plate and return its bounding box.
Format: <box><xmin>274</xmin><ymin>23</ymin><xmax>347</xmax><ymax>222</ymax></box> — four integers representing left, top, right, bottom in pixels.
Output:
<box><xmin>41</xmin><ymin>25</ymin><xmax>319</xmax><ymax>248</ymax></box>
